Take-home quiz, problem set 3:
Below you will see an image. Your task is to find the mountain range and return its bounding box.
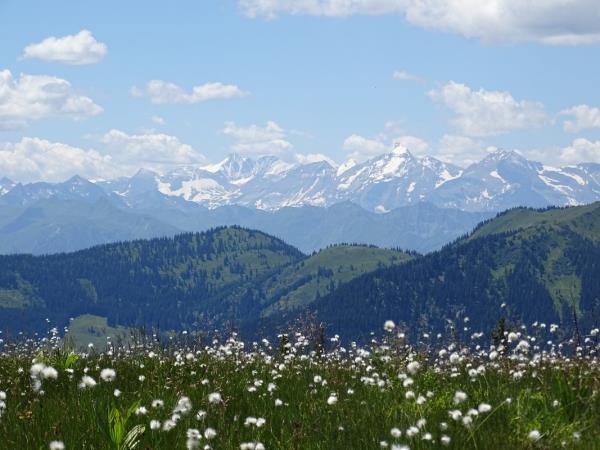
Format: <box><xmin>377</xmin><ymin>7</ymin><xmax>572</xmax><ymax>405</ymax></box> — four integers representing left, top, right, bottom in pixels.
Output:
<box><xmin>0</xmin><ymin>202</ymin><xmax>599</xmax><ymax>341</ymax></box>
<box><xmin>1</xmin><ymin>148</ymin><xmax>600</xmax><ymax>255</ymax></box>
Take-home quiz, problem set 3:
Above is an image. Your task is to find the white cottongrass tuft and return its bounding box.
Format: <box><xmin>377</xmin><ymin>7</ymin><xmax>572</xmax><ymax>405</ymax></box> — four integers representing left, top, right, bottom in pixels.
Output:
<box><xmin>208</xmin><ymin>392</ymin><xmax>222</xmax><ymax>404</ymax></box>
<box><xmin>100</xmin><ymin>368</ymin><xmax>116</xmax><ymax>382</ymax></box>
<box><xmin>49</xmin><ymin>441</ymin><xmax>65</xmax><ymax>450</ymax></box>
<box><xmin>453</xmin><ymin>390</ymin><xmax>467</xmax><ymax>404</ymax></box>
<box><xmin>528</xmin><ymin>430</ymin><xmax>541</xmax><ymax>441</ymax></box>
<box><xmin>78</xmin><ymin>375</ymin><xmax>97</xmax><ymax>389</ymax></box>
<box><xmin>204</xmin><ymin>427</ymin><xmax>217</xmax><ymax>439</ymax></box>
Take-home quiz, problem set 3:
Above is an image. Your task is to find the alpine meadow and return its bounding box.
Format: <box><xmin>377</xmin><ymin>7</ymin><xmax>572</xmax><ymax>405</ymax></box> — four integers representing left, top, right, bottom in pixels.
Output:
<box><xmin>2</xmin><ymin>1</ymin><xmax>600</xmax><ymax>449</ymax></box>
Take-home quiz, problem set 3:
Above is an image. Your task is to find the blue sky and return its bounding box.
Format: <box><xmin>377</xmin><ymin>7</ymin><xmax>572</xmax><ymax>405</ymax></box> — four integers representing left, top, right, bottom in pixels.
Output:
<box><xmin>1</xmin><ymin>0</ymin><xmax>600</xmax><ymax>182</ymax></box>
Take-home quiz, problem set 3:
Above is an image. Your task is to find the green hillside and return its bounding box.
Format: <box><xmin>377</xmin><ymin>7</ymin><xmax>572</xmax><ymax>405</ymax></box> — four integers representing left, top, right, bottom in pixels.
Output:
<box><xmin>259</xmin><ymin>245</ymin><xmax>412</xmax><ymax>316</ymax></box>
<box><xmin>0</xmin><ymin>227</ymin><xmax>304</xmax><ymax>333</ymax></box>
<box><xmin>0</xmin><ymin>227</ymin><xmax>412</xmax><ymax>336</ymax></box>
<box><xmin>281</xmin><ymin>202</ymin><xmax>600</xmax><ymax>338</ymax></box>
<box><xmin>469</xmin><ymin>202</ymin><xmax>600</xmax><ymax>241</ymax></box>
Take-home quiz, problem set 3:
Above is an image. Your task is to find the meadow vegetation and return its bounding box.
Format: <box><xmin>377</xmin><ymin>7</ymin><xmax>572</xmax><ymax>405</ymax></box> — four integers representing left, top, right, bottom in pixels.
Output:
<box><xmin>1</xmin><ymin>319</ymin><xmax>599</xmax><ymax>449</ymax></box>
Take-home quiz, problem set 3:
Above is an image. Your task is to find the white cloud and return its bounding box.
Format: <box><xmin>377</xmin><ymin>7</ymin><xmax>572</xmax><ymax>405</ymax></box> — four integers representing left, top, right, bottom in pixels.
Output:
<box><xmin>0</xmin><ymin>69</ymin><xmax>102</xmax><ymax>129</ymax></box>
<box><xmin>436</xmin><ymin>134</ymin><xmax>490</xmax><ymax>166</ymax></box>
<box><xmin>239</xmin><ymin>0</ymin><xmax>600</xmax><ymax>45</ymax></box>
<box><xmin>100</xmin><ymin>129</ymin><xmax>207</xmax><ymax>168</ymax></box>
<box><xmin>558</xmin><ymin>138</ymin><xmax>600</xmax><ymax>163</ymax></box>
<box><xmin>222</xmin><ymin>121</ymin><xmax>294</xmax><ymax>156</ymax></box>
<box><xmin>151</xmin><ymin>115</ymin><xmax>166</xmax><ymax>125</ymax></box>
<box><xmin>392</xmin><ymin>70</ymin><xmax>421</xmax><ymax>82</ymax></box>
<box><xmin>295</xmin><ymin>152</ymin><xmax>338</xmax><ymax>166</ymax></box>
<box><xmin>560</xmin><ymin>104</ymin><xmax>600</xmax><ymax>132</ymax></box>
<box><xmin>132</xmin><ymin>80</ymin><xmax>247</xmax><ymax>104</ymax></box>
<box><xmin>342</xmin><ymin>134</ymin><xmax>388</xmax><ymax>160</ymax></box>
<box><xmin>22</xmin><ymin>30</ymin><xmax>107</xmax><ymax>65</ymax></box>
<box><xmin>428</xmin><ymin>81</ymin><xmax>548</xmax><ymax>136</ymax></box>
<box><xmin>0</xmin><ymin>137</ymin><xmax>114</xmax><ymax>183</ymax></box>
<box><xmin>392</xmin><ymin>135</ymin><xmax>429</xmax><ymax>155</ymax></box>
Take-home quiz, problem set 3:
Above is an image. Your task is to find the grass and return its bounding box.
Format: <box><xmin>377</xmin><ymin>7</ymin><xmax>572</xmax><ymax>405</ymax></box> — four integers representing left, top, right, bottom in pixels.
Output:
<box><xmin>1</xmin><ymin>323</ymin><xmax>600</xmax><ymax>449</ymax></box>
<box><xmin>261</xmin><ymin>245</ymin><xmax>411</xmax><ymax>316</ymax></box>
<box><xmin>66</xmin><ymin>314</ymin><xmax>131</xmax><ymax>350</ymax></box>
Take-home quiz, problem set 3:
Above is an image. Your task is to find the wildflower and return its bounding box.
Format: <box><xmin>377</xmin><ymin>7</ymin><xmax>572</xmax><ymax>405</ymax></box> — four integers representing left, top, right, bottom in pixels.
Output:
<box><xmin>41</xmin><ymin>366</ymin><xmax>58</xmax><ymax>380</ymax></box>
<box><xmin>49</xmin><ymin>441</ymin><xmax>65</xmax><ymax>450</ymax></box>
<box><xmin>113</xmin><ymin>389</ymin><xmax>121</xmax><ymax>397</ymax></box>
<box><xmin>208</xmin><ymin>392</ymin><xmax>222</xmax><ymax>404</ymax></box>
<box><xmin>78</xmin><ymin>375</ymin><xmax>97</xmax><ymax>389</ymax></box>
<box><xmin>150</xmin><ymin>420</ymin><xmax>161</xmax><ymax>430</ymax></box>
<box><xmin>507</xmin><ymin>332</ymin><xmax>518</xmax><ymax>343</ymax></box>
<box><xmin>406</xmin><ymin>426</ymin><xmax>419</xmax><ymax>437</ymax></box>
<box><xmin>100</xmin><ymin>368</ymin><xmax>116</xmax><ymax>382</ymax></box>
<box><xmin>134</xmin><ymin>406</ymin><xmax>148</xmax><ymax>416</ymax></box>
<box><xmin>186</xmin><ymin>429</ymin><xmax>202</xmax><ymax>450</ymax></box>
<box><xmin>174</xmin><ymin>396</ymin><xmax>193</xmax><ymax>415</ymax></box>
<box><xmin>152</xmin><ymin>399</ymin><xmax>164</xmax><ymax>408</ymax></box>
<box><xmin>384</xmin><ymin>320</ymin><xmax>396</xmax><ymax>332</ymax></box>
<box><xmin>138</xmin><ymin>375</ymin><xmax>146</xmax><ymax>382</ymax></box>
<box><xmin>275</xmin><ymin>399</ymin><xmax>283</xmax><ymax>406</ymax></box>
<box><xmin>440</xmin><ymin>435</ymin><xmax>451</xmax><ymax>446</ymax></box>
<box><xmin>449</xmin><ymin>353</ymin><xmax>460</xmax><ymax>364</ymax></box>
<box><xmin>196</xmin><ymin>410</ymin><xmax>207</xmax><ymax>421</ymax></box>
<box><xmin>453</xmin><ymin>391</ymin><xmax>467</xmax><ymax>404</ymax></box>
<box><xmin>162</xmin><ymin>419</ymin><xmax>177</xmax><ymax>431</ymax></box>
<box><xmin>204</xmin><ymin>427</ymin><xmax>217</xmax><ymax>439</ymax></box>
<box><xmin>0</xmin><ymin>391</ymin><xmax>5</xmax><ymax>401</ymax></box>
<box><xmin>390</xmin><ymin>428</ymin><xmax>402</xmax><ymax>438</ymax></box>
<box><xmin>478</xmin><ymin>403</ymin><xmax>492</xmax><ymax>413</ymax></box>
<box><xmin>327</xmin><ymin>394</ymin><xmax>338</xmax><ymax>405</ymax></box>
<box><xmin>528</xmin><ymin>430</ymin><xmax>541</xmax><ymax>442</ymax></box>
<box><xmin>406</xmin><ymin>361</ymin><xmax>420</xmax><ymax>375</ymax></box>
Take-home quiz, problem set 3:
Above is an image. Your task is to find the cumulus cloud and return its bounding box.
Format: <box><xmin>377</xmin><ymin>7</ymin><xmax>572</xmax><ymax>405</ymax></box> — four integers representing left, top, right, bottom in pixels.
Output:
<box><xmin>436</xmin><ymin>134</ymin><xmax>490</xmax><ymax>166</ymax></box>
<box><xmin>0</xmin><ymin>137</ymin><xmax>114</xmax><ymax>183</ymax></box>
<box><xmin>100</xmin><ymin>129</ymin><xmax>207</xmax><ymax>168</ymax></box>
<box><xmin>342</xmin><ymin>134</ymin><xmax>388</xmax><ymax>160</ymax></box>
<box><xmin>391</xmin><ymin>135</ymin><xmax>429</xmax><ymax>155</ymax></box>
<box><xmin>0</xmin><ymin>69</ymin><xmax>102</xmax><ymax>129</ymax></box>
<box><xmin>560</xmin><ymin>104</ymin><xmax>600</xmax><ymax>132</ymax></box>
<box><xmin>295</xmin><ymin>152</ymin><xmax>338</xmax><ymax>166</ymax></box>
<box><xmin>222</xmin><ymin>121</ymin><xmax>294</xmax><ymax>156</ymax></box>
<box><xmin>151</xmin><ymin>115</ymin><xmax>166</xmax><ymax>125</ymax></box>
<box><xmin>131</xmin><ymin>80</ymin><xmax>247</xmax><ymax>104</ymax></box>
<box><xmin>558</xmin><ymin>138</ymin><xmax>600</xmax><ymax>163</ymax></box>
<box><xmin>392</xmin><ymin>70</ymin><xmax>421</xmax><ymax>82</ymax></box>
<box><xmin>22</xmin><ymin>30</ymin><xmax>107</xmax><ymax>65</ymax></box>
<box><xmin>428</xmin><ymin>81</ymin><xmax>549</xmax><ymax>136</ymax></box>
<box><xmin>239</xmin><ymin>0</ymin><xmax>600</xmax><ymax>45</ymax></box>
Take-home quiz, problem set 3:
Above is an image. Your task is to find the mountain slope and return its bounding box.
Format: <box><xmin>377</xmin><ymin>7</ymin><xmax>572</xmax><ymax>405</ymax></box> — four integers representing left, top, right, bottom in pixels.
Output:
<box><xmin>0</xmin><ymin>227</ymin><xmax>304</xmax><ymax>333</ymax></box>
<box><xmin>278</xmin><ymin>202</ymin><xmax>600</xmax><ymax>338</ymax></box>
<box><xmin>0</xmin><ymin>196</ymin><xmax>489</xmax><ymax>254</ymax></box>
<box><xmin>0</xmin><ymin>197</ymin><xmax>180</xmax><ymax>255</ymax></box>
<box><xmin>206</xmin><ymin>245</ymin><xmax>412</xmax><ymax>323</ymax></box>
<box><xmin>0</xmin><ymin>228</ymin><xmax>413</xmax><ymax>335</ymax></box>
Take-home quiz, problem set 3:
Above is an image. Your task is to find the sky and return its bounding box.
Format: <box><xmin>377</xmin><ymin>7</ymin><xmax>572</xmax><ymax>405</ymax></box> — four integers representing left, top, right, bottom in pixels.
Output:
<box><xmin>1</xmin><ymin>0</ymin><xmax>600</xmax><ymax>182</ymax></box>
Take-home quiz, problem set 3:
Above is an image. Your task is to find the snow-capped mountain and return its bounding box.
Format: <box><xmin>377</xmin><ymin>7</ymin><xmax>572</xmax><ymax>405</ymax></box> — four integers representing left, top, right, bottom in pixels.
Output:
<box><xmin>0</xmin><ymin>177</ymin><xmax>15</xmax><ymax>195</ymax></box>
<box><xmin>335</xmin><ymin>147</ymin><xmax>463</xmax><ymax>212</ymax></box>
<box><xmin>2</xmin><ymin>149</ymin><xmax>600</xmax><ymax>213</ymax></box>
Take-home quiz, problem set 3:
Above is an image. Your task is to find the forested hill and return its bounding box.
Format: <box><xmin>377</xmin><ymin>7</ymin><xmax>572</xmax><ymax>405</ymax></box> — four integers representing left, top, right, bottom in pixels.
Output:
<box><xmin>292</xmin><ymin>202</ymin><xmax>600</xmax><ymax>338</ymax></box>
<box><xmin>0</xmin><ymin>227</ymin><xmax>304</xmax><ymax>332</ymax></box>
<box><xmin>0</xmin><ymin>227</ymin><xmax>410</xmax><ymax>335</ymax></box>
